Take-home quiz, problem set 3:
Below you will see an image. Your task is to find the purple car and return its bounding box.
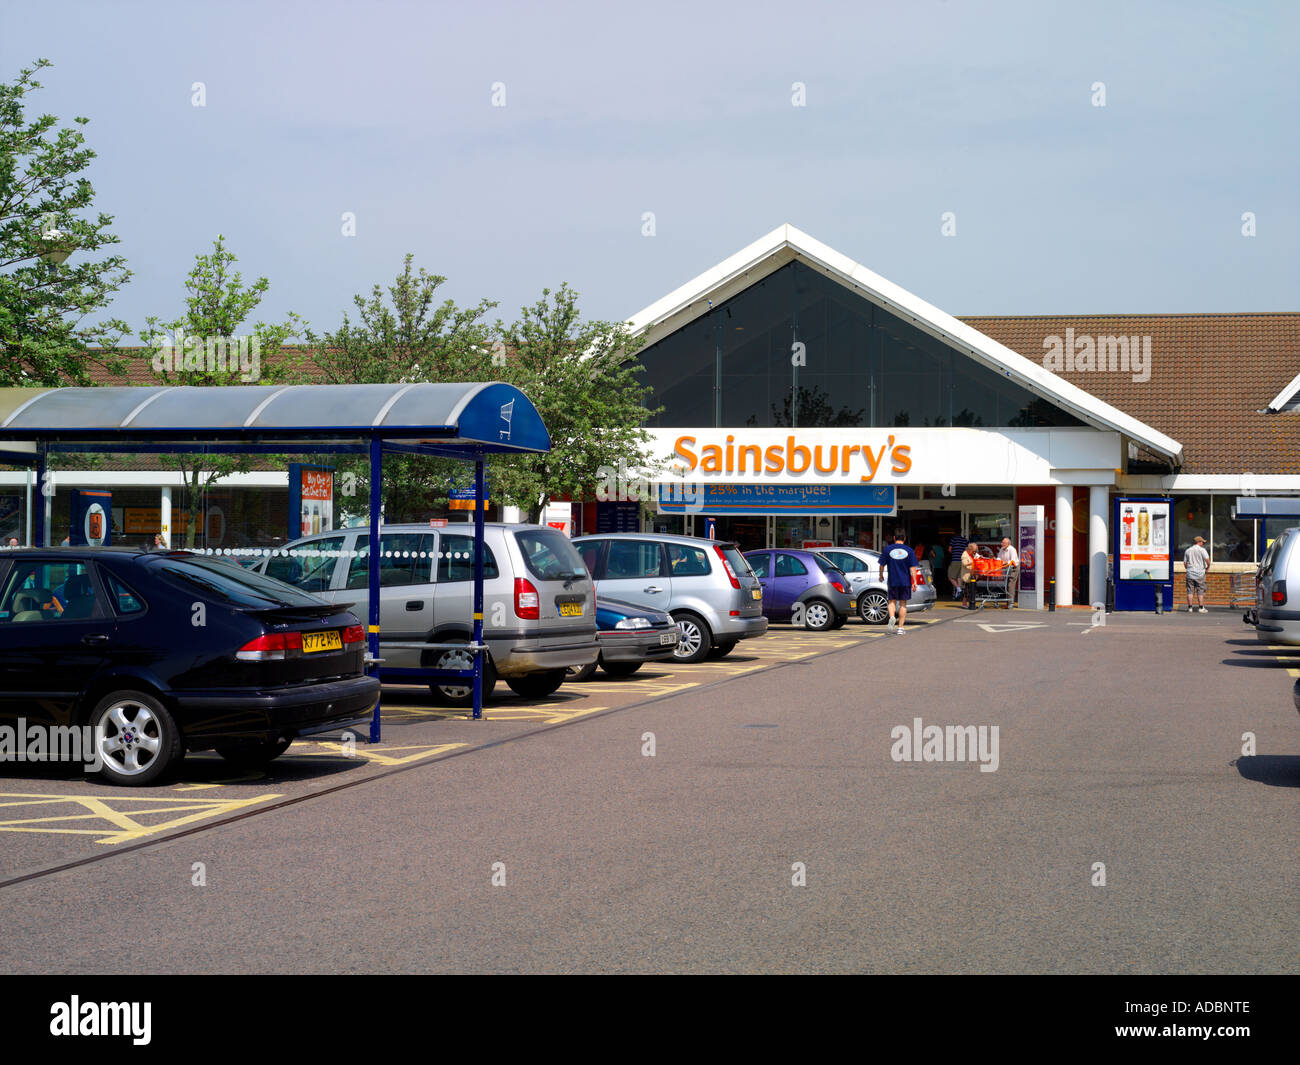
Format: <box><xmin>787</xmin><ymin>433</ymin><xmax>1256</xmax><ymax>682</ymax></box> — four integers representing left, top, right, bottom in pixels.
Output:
<box><xmin>742</xmin><ymin>549</ymin><xmax>852</xmax><ymax>630</ymax></box>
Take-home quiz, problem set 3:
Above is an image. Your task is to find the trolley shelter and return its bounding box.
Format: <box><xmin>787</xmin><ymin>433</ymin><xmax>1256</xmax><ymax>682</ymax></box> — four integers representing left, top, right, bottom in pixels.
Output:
<box><xmin>0</xmin><ymin>382</ymin><xmax>552</xmax><ymax>732</ymax></box>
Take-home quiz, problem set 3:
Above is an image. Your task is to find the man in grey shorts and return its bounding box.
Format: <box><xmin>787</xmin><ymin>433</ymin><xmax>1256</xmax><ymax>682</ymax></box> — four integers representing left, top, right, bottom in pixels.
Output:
<box><xmin>1184</xmin><ymin>535</ymin><xmax>1210</xmax><ymax>613</ymax></box>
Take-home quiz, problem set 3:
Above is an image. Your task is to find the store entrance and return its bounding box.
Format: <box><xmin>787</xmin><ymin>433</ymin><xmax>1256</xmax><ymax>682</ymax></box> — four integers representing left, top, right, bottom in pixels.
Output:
<box><xmin>897</xmin><ymin>508</ymin><xmax>964</xmax><ymax>588</ymax></box>
<box><xmin>709</xmin><ymin>515</ymin><xmax>767</xmax><ymax>551</ymax></box>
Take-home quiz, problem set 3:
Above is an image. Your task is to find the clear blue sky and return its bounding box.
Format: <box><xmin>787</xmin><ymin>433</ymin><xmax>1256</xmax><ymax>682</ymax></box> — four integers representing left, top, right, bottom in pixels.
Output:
<box><xmin>5</xmin><ymin>0</ymin><xmax>1297</xmax><ymax>339</ymax></box>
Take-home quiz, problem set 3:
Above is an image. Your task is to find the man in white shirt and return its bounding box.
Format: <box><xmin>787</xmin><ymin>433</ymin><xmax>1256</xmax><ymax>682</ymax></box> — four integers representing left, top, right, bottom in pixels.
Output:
<box><xmin>998</xmin><ymin>537</ymin><xmax>1020</xmax><ymax>608</ymax></box>
<box><xmin>1184</xmin><ymin>535</ymin><xmax>1210</xmax><ymax>613</ymax></box>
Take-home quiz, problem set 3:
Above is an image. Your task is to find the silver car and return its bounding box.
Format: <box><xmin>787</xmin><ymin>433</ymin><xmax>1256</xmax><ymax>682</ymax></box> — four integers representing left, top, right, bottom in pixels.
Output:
<box><xmin>1255</xmin><ymin>526</ymin><xmax>1300</xmax><ymax>647</ymax></box>
<box><xmin>254</xmin><ymin>523</ymin><xmax>598</xmax><ymax>705</ymax></box>
<box><xmin>572</xmin><ymin>533</ymin><xmax>768</xmax><ymax>663</ymax></box>
<box><xmin>818</xmin><ymin>547</ymin><xmax>938</xmax><ymax>624</ymax></box>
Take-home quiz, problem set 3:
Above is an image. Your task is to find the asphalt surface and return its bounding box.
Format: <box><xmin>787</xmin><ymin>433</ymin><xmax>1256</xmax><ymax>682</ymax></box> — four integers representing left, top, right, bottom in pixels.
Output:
<box><xmin>1</xmin><ymin>606</ymin><xmax>1296</xmax><ymax>974</ymax></box>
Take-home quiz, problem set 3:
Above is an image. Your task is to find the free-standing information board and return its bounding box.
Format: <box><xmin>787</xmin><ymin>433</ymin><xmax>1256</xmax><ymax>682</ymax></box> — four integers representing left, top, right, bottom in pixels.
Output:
<box><xmin>69</xmin><ymin>489</ymin><xmax>111</xmax><ymax>547</ymax></box>
<box><xmin>1113</xmin><ymin>496</ymin><xmax>1172</xmax><ymax>611</ymax></box>
<box><xmin>1017</xmin><ymin>504</ymin><xmax>1044</xmax><ymax>609</ymax></box>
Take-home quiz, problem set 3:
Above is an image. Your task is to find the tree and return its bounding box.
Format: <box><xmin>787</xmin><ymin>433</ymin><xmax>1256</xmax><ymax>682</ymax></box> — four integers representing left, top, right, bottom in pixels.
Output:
<box><xmin>139</xmin><ymin>236</ymin><xmax>302</xmax><ymax>546</ymax></box>
<box><xmin>492</xmin><ymin>283</ymin><xmax>660</xmax><ymax>523</ymax></box>
<box><xmin>295</xmin><ymin>255</ymin><xmax>499</xmax><ymax>521</ymax></box>
<box><xmin>0</xmin><ymin>58</ymin><xmax>130</xmax><ymax>386</ymax></box>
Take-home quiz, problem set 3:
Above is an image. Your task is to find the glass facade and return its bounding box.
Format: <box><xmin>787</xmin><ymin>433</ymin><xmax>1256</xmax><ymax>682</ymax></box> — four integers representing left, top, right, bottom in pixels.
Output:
<box><xmin>639</xmin><ymin>261</ymin><xmax>1085</xmax><ymax>430</ymax></box>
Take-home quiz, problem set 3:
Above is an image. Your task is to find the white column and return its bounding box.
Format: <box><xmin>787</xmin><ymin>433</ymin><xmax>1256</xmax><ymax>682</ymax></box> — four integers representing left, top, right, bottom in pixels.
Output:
<box><xmin>1089</xmin><ymin>485</ymin><xmax>1109</xmax><ymax>608</ymax></box>
<box><xmin>160</xmin><ymin>486</ymin><xmax>172</xmax><ymax>548</ymax></box>
<box><xmin>1055</xmin><ymin>485</ymin><xmax>1073</xmax><ymax>607</ymax></box>
<box><xmin>501</xmin><ymin>504</ymin><xmax>522</xmax><ymax>524</ymax></box>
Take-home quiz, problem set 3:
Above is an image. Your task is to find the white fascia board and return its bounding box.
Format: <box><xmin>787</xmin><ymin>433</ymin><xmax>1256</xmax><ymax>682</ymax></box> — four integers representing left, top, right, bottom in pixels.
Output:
<box><xmin>0</xmin><ymin>470</ymin><xmax>288</xmax><ymax>488</ymax></box>
<box><xmin>1265</xmin><ymin>370</ymin><xmax>1300</xmax><ymax>412</ymax></box>
<box><xmin>625</xmin><ymin>224</ymin><xmax>1184</xmax><ymax>465</ymax></box>
<box><xmin>1121</xmin><ymin>473</ymin><xmax>1300</xmax><ymax>493</ymax></box>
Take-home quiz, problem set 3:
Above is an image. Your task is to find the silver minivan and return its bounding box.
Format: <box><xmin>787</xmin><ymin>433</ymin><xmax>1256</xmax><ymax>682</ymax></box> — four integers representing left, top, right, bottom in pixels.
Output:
<box><xmin>254</xmin><ymin>523</ymin><xmax>598</xmax><ymax>705</ymax></box>
<box><xmin>1255</xmin><ymin>526</ymin><xmax>1300</xmax><ymax>646</ymax></box>
<box><xmin>571</xmin><ymin>533</ymin><xmax>768</xmax><ymax>663</ymax></box>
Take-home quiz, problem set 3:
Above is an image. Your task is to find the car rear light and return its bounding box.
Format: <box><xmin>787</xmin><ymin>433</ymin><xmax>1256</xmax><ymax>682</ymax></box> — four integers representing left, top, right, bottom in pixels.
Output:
<box><xmin>713</xmin><ymin>545</ymin><xmax>741</xmax><ymax>589</ymax></box>
<box><xmin>831</xmin><ymin>579</ymin><xmax>846</xmax><ymax>594</ymax></box>
<box><xmin>236</xmin><ymin>631</ymin><xmax>301</xmax><ymax>661</ymax></box>
<box><xmin>515</xmin><ymin>577</ymin><xmax>540</xmax><ymax>619</ymax></box>
<box><xmin>1272</xmin><ymin>580</ymin><xmax>1287</xmax><ymax>605</ymax></box>
<box><xmin>343</xmin><ymin>624</ymin><xmax>365</xmax><ymax>646</ymax></box>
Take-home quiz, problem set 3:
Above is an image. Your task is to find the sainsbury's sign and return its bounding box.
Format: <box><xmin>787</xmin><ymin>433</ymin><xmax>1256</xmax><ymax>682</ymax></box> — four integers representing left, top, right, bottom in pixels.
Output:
<box><xmin>672</xmin><ymin>433</ymin><xmax>911</xmax><ymax>482</ymax></box>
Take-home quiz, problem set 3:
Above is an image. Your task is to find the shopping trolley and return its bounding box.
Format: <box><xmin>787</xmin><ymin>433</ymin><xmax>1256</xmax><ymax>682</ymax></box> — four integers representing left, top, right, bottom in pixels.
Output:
<box><xmin>499</xmin><ymin>399</ymin><xmax>514</xmax><ymax>441</ymax></box>
<box><xmin>970</xmin><ymin>555</ymin><xmax>1012</xmax><ymax>609</ymax></box>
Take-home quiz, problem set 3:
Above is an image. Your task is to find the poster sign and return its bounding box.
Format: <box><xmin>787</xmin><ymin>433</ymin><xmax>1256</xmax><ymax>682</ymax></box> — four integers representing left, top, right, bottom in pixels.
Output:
<box><xmin>1017</xmin><ymin>504</ymin><xmax>1044</xmax><ymax>609</ymax></box>
<box><xmin>69</xmin><ymin>489</ymin><xmax>112</xmax><ymax>547</ymax></box>
<box><xmin>124</xmin><ymin>507</ymin><xmax>161</xmax><ymax>535</ymax></box>
<box><xmin>289</xmin><ymin>464</ymin><xmax>334</xmax><ymax>539</ymax></box>
<box><xmin>543</xmin><ymin>501</ymin><xmax>572</xmax><ymax>537</ymax></box>
<box><xmin>449</xmin><ymin>481</ymin><xmax>489</xmax><ymax>511</ymax></box>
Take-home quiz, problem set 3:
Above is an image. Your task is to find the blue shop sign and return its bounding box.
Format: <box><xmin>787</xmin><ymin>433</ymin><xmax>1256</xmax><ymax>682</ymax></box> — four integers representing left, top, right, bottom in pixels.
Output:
<box><xmin>657</xmin><ymin>482</ymin><xmax>896</xmax><ymax>515</ymax></box>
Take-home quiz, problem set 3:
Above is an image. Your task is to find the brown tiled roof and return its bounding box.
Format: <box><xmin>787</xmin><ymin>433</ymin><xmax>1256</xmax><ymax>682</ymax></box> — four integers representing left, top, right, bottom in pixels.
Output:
<box><xmin>958</xmin><ymin>313</ymin><xmax>1300</xmax><ymax>476</ymax></box>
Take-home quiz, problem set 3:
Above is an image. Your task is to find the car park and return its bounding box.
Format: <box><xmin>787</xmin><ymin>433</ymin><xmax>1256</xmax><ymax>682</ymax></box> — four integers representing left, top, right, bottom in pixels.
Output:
<box><xmin>565</xmin><ymin>596</ymin><xmax>679</xmax><ymax>681</ymax></box>
<box><xmin>818</xmin><ymin>547</ymin><xmax>937</xmax><ymax>624</ymax></box>
<box><xmin>254</xmin><ymin>523</ymin><xmax>598</xmax><ymax>705</ymax></box>
<box><xmin>742</xmin><ymin>548</ymin><xmax>852</xmax><ymax>630</ymax></box>
<box><xmin>0</xmin><ymin>547</ymin><xmax>378</xmax><ymax>786</ymax></box>
<box><xmin>572</xmin><ymin>533</ymin><xmax>767</xmax><ymax>663</ymax></box>
<box><xmin>1254</xmin><ymin>526</ymin><xmax>1299</xmax><ymax>646</ymax></box>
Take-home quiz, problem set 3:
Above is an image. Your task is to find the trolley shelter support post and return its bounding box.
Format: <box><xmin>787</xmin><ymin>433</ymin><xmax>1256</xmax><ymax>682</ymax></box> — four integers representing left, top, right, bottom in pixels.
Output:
<box><xmin>472</xmin><ymin>453</ymin><xmax>486</xmax><ymax>721</ymax></box>
<box><xmin>368</xmin><ymin>437</ymin><xmax>383</xmax><ymax>743</ymax></box>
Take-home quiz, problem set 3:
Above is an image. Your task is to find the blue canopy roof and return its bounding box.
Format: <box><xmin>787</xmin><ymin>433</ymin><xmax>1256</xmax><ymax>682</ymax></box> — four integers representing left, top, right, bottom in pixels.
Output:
<box><xmin>0</xmin><ymin>381</ymin><xmax>550</xmax><ymax>456</ymax></box>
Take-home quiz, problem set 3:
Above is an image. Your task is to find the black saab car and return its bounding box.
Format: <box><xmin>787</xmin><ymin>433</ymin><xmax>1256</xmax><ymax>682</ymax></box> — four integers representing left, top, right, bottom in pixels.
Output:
<box><xmin>0</xmin><ymin>548</ymin><xmax>379</xmax><ymax>786</ymax></box>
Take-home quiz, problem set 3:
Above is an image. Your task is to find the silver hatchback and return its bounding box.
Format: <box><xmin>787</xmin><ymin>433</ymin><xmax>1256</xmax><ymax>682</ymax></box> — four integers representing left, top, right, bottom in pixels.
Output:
<box><xmin>254</xmin><ymin>523</ymin><xmax>598</xmax><ymax>705</ymax></box>
<box><xmin>572</xmin><ymin>533</ymin><xmax>768</xmax><ymax>663</ymax></box>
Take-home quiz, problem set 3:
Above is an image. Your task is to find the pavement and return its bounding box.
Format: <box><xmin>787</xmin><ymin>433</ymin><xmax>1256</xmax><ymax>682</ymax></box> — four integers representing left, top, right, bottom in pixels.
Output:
<box><xmin>0</xmin><ymin>607</ymin><xmax>1295</xmax><ymax>974</ymax></box>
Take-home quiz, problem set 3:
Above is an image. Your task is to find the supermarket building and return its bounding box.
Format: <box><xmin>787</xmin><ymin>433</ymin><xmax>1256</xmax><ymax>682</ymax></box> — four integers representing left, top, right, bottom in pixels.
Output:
<box><xmin>579</xmin><ymin>225</ymin><xmax>1299</xmax><ymax>607</ymax></box>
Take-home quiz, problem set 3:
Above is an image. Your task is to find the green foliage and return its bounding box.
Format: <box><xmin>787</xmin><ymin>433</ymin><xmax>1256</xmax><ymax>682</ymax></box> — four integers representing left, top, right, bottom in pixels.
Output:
<box><xmin>294</xmin><ymin>255</ymin><xmax>499</xmax><ymax>521</ymax></box>
<box><xmin>492</xmin><ymin>283</ymin><xmax>660</xmax><ymax>522</ymax></box>
<box><xmin>0</xmin><ymin>58</ymin><xmax>131</xmax><ymax>386</ymax></box>
<box><xmin>138</xmin><ymin>235</ymin><xmax>302</xmax><ymax>545</ymax></box>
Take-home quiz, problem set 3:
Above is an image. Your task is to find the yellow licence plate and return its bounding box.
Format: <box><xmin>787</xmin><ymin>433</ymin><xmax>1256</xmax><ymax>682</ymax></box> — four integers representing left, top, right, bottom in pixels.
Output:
<box><xmin>559</xmin><ymin>602</ymin><xmax>583</xmax><ymax>617</ymax></box>
<box><xmin>751</xmin><ymin>589</ymin><xmax>762</xmax><ymax>600</ymax></box>
<box><xmin>303</xmin><ymin>630</ymin><xmax>343</xmax><ymax>653</ymax></box>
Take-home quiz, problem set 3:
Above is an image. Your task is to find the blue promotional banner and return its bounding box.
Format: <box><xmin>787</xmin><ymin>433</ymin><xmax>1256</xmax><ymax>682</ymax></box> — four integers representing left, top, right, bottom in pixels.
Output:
<box><xmin>657</xmin><ymin>482</ymin><xmax>896</xmax><ymax>516</ymax></box>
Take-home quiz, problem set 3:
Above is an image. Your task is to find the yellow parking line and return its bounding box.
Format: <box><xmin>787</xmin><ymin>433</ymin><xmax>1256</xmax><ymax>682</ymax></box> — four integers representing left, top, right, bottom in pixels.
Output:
<box><xmin>0</xmin><ymin>792</ymin><xmax>281</xmax><ymax>845</ymax></box>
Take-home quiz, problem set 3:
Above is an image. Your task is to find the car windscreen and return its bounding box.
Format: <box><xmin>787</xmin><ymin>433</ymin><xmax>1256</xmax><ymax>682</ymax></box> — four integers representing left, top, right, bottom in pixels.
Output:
<box><xmin>514</xmin><ymin>529</ymin><xmax>587</xmax><ymax>582</ymax></box>
<box><xmin>152</xmin><ymin>556</ymin><xmax>329</xmax><ymax>608</ymax></box>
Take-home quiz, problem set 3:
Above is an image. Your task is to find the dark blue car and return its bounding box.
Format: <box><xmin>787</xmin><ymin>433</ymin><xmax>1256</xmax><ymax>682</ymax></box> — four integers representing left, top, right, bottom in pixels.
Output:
<box><xmin>742</xmin><ymin>549</ymin><xmax>852</xmax><ymax>630</ymax></box>
<box><xmin>566</xmin><ymin>596</ymin><xmax>679</xmax><ymax>680</ymax></box>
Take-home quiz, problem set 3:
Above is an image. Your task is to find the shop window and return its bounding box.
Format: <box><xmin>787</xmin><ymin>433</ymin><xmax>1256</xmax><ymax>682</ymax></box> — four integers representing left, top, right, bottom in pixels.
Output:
<box><xmin>1174</xmin><ymin>496</ymin><xmax>1210</xmax><ymax>556</ymax></box>
<box><xmin>1211</xmin><ymin>497</ymin><xmax>1254</xmax><ymax>563</ymax></box>
<box><xmin>637</xmin><ymin>260</ymin><xmax>1086</xmax><ymax>430</ymax></box>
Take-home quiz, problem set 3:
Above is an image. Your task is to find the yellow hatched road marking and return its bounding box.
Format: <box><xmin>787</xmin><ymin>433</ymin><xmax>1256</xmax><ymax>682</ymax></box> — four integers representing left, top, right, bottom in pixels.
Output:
<box><xmin>293</xmin><ymin>740</ymin><xmax>465</xmax><ymax>766</ymax></box>
<box><xmin>0</xmin><ymin>792</ymin><xmax>281</xmax><ymax>845</ymax></box>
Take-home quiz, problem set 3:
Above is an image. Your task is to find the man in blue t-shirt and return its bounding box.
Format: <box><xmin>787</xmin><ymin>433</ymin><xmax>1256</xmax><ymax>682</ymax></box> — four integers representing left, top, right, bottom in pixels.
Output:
<box><xmin>879</xmin><ymin>530</ymin><xmax>920</xmax><ymax>634</ymax></box>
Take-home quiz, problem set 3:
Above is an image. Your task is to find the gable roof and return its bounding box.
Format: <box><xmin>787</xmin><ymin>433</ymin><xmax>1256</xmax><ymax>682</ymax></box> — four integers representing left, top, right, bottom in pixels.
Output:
<box><xmin>627</xmin><ymin>224</ymin><xmax>1184</xmax><ymax>465</ymax></box>
<box><xmin>961</xmin><ymin>314</ymin><xmax>1300</xmax><ymax>476</ymax></box>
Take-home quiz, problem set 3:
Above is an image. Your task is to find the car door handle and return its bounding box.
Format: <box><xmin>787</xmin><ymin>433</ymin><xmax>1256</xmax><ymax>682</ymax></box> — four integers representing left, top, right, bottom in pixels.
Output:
<box><xmin>643</xmin><ymin>586</ymin><xmax>664</xmax><ymax>593</ymax></box>
<box><xmin>81</xmin><ymin>633</ymin><xmax>110</xmax><ymax>645</ymax></box>
<box><xmin>405</xmin><ymin>601</ymin><xmax>424</xmax><ymax>611</ymax></box>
